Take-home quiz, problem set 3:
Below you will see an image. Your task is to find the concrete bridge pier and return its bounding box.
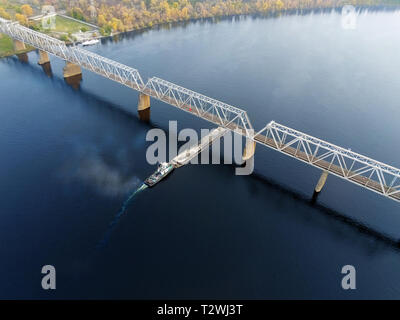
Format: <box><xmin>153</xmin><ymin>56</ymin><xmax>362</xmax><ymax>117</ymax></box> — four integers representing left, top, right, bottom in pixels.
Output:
<box><xmin>41</xmin><ymin>61</ymin><xmax>53</xmax><ymax>77</ymax></box>
<box><xmin>315</xmin><ymin>170</ymin><xmax>329</xmax><ymax>193</ymax></box>
<box><xmin>38</xmin><ymin>50</ymin><xmax>50</xmax><ymax>65</ymax></box>
<box><xmin>13</xmin><ymin>39</ymin><xmax>28</xmax><ymax>62</ymax></box>
<box><xmin>63</xmin><ymin>61</ymin><xmax>82</xmax><ymax>78</ymax></box>
<box><xmin>16</xmin><ymin>52</ymin><xmax>28</xmax><ymax>63</ymax></box>
<box><xmin>235</xmin><ymin>138</ymin><xmax>256</xmax><ymax>175</ymax></box>
<box><xmin>63</xmin><ymin>61</ymin><xmax>82</xmax><ymax>89</ymax></box>
<box><xmin>13</xmin><ymin>39</ymin><xmax>26</xmax><ymax>51</ymax></box>
<box><xmin>242</xmin><ymin>138</ymin><xmax>256</xmax><ymax>162</ymax></box>
<box><xmin>138</xmin><ymin>93</ymin><xmax>150</xmax><ymax>121</ymax></box>
<box><xmin>38</xmin><ymin>50</ymin><xmax>52</xmax><ymax>76</ymax></box>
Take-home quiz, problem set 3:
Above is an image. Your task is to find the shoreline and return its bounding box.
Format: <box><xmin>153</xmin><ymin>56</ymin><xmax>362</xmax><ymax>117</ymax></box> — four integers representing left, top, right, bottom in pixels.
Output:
<box><xmin>0</xmin><ymin>45</ymin><xmax>35</xmax><ymax>58</ymax></box>
<box><xmin>1</xmin><ymin>4</ymin><xmax>399</xmax><ymax>58</ymax></box>
<box><xmin>69</xmin><ymin>4</ymin><xmax>400</xmax><ymax>44</ymax></box>
<box><xmin>0</xmin><ymin>33</ymin><xmax>35</xmax><ymax>58</ymax></box>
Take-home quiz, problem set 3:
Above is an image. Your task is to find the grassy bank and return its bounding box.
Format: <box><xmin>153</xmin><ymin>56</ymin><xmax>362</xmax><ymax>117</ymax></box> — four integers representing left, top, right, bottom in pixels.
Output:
<box><xmin>0</xmin><ymin>34</ymin><xmax>34</xmax><ymax>58</ymax></box>
<box><xmin>52</xmin><ymin>16</ymin><xmax>93</xmax><ymax>33</ymax></box>
<box><xmin>31</xmin><ymin>15</ymin><xmax>96</xmax><ymax>42</ymax></box>
<box><xmin>35</xmin><ymin>15</ymin><xmax>94</xmax><ymax>34</ymax></box>
<box><xmin>0</xmin><ymin>34</ymin><xmax>14</xmax><ymax>57</ymax></box>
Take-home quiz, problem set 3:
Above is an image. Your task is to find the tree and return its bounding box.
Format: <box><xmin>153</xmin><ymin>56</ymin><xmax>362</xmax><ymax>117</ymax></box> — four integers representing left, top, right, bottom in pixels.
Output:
<box><xmin>97</xmin><ymin>14</ymin><xmax>106</xmax><ymax>26</ymax></box>
<box><xmin>180</xmin><ymin>7</ymin><xmax>189</xmax><ymax>19</ymax></box>
<box><xmin>104</xmin><ymin>25</ymin><xmax>112</xmax><ymax>34</ymax></box>
<box><xmin>274</xmin><ymin>0</ymin><xmax>285</xmax><ymax>11</ymax></box>
<box><xmin>15</xmin><ymin>13</ymin><xmax>28</xmax><ymax>26</ymax></box>
<box><xmin>60</xmin><ymin>34</ymin><xmax>69</xmax><ymax>41</ymax></box>
<box><xmin>21</xmin><ymin>4</ymin><xmax>33</xmax><ymax>17</ymax></box>
<box><xmin>0</xmin><ymin>7</ymin><xmax>11</xmax><ymax>20</ymax></box>
<box><xmin>71</xmin><ymin>7</ymin><xmax>86</xmax><ymax>21</ymax></box>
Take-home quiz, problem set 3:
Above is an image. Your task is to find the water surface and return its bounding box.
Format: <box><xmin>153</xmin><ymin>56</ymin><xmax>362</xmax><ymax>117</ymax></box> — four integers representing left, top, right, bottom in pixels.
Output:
<box><xmin>1</xmin><ymin>9</ymin><xmax>400</xmax><ymax>299</ymax></box>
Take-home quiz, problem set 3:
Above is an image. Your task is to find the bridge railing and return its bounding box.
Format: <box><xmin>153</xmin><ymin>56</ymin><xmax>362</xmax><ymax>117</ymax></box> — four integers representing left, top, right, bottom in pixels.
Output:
<box><xmin>255</xmin><ymin>121</ymin><xmax>400</xmax><ymax>200</ymax></box>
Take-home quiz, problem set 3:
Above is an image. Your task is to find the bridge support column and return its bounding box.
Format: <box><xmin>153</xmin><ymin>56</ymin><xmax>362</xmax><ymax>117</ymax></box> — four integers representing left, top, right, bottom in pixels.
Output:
<box><xmin>13</xmin><ymin>40</ymin><xmax>28</xmax><ymax>62</ymax></box>
<box><xmin>63</xmin><ymin>61</ymin><xmax>82</xmax><ymax>89</ymax></box>
<box><xmin>235</xmin><ymin>138</ymin><xmax>256</xmax><ymax>175</ymax></box>
<box><xmin>13</xmin><ymin>39</ymin><xmax>26</xmax><ymax>52</ymax></box>
<box><xmin>41</xmin><ymin>61</ymin><xmax>53</xmax><ymax>77</ymax></box>
<box><xmin>242</xmin><ymin>138</ymin><xmax>256</xmax><ymax>162</ymax></box>
<box><xmin>16</xmin><ymin>52</ymin><xmax>28</xmax><ymax>63</ymax></box>
<box><xmin>63</xmin><ymin>61</ymin><xmax>82</xmax><ymax>78</ymax></box>
<box><xmin>38</xmin><ymin>50</ymin><xmax>50</xmax><ymax>65</ymax></box>
<box><xmin>138</xmin><ymin>93</ymin><xmax>150</xmax><ymax>121</ymax></box>
<box><xmin>315</xmin><ymin>170</ymin><xmax>329</xmax><ymax>193</ymax></box>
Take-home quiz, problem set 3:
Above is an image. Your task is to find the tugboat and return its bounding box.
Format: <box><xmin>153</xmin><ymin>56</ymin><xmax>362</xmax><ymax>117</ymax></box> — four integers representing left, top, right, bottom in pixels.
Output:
<box><xmin>144</xmin><ymin>162</ymin><xmax>174</xmax><ymax>187</ymax></box>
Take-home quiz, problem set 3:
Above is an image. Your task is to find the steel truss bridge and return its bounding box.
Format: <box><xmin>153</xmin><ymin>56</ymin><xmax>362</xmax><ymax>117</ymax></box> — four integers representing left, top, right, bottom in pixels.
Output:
<box><xmin>1</xmin><ymin>17</ymin><xmax>399</xmax><ymax>203</ymax></box>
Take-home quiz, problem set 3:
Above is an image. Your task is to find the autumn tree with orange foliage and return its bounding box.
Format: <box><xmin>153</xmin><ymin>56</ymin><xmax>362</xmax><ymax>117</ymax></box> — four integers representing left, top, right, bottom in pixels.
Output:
<box><xmin>15</xmin><ymin>13</ymin><xmax>28</xmax><ymax>25</ymax></box>
<box><xmin>21</xmin><ymin>4</ymin><xmax>33</xmax><ymax>17</ymax></box>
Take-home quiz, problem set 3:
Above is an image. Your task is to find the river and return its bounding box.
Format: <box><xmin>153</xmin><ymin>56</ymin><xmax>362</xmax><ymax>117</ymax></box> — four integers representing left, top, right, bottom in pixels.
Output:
<box><xmin>1</xmin><ymin>8</ymin><xmax>400</xmax><ymax>299</ymax></box>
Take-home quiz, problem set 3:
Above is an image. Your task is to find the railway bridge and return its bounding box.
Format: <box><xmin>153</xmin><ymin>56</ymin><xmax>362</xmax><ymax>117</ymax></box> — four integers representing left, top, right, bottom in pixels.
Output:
<box><xmin>1</xmin><ymin>17</ymin><xmax>399</xmax><ymax>203</ymax></box>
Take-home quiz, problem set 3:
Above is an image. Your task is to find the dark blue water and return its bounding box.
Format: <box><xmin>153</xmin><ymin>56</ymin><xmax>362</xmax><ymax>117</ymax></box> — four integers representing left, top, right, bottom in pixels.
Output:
<box><xmin>1</xmin><ymin>9</ymin><xmax>400</xmax><ymax>299</ymax></box>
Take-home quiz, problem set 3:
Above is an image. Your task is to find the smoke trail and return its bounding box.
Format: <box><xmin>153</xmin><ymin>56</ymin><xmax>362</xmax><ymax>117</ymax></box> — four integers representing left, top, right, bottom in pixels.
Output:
<box><xmin>96</xmin><ymin>183</ymin><xmax>148</xmax><ymax>249</ymax></box>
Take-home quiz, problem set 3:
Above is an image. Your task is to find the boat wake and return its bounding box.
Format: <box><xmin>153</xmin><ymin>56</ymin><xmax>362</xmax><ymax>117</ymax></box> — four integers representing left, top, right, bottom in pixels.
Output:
<box><xmin>96</xmin><ymin>182</ymin><xmax>148</xmax><ymax>249</ymax></box>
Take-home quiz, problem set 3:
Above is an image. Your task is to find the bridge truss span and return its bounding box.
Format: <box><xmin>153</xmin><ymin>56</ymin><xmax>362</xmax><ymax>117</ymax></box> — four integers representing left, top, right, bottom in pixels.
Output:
<box><xmin>68</xmin><ymin>46</ymin><xmax>144</xmax><ymax>90</ymax></box>
<box><xmin>143</xmin><ymin>77</ymin><xmax>254</xmax><ymax>136</ymax></box>
<box><xmin>254</xmin><ymin>121</ymin><xmax>400</xmax><ymax>202</ymax></box>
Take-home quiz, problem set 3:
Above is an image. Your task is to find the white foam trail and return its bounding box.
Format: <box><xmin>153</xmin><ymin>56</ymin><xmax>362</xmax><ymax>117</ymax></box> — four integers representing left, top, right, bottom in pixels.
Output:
<box><xmin>97</xmin><ymin>183</ymin><xmax>148</xmax><ymax>249</ymax></box>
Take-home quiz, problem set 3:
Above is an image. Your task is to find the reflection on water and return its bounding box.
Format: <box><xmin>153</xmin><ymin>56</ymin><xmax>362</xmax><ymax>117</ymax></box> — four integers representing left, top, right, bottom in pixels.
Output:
<box><xmin>40</xmin><ymin>62</ymin><xmax>53</xmax><ymax>77</ymax></box>
<box><xmin>250</xmin><ymin>172</ymin><xmax>400</xmax><ymax>254</ymax></box>
<box><xmin>64</xmin><ymin>74</ymin><xmax>82</xmax><ymax>90</ymax></box>
<box><xmin>138</xmin><ymin>108</ymin><xmax>150</xmax><ymax>122</ymax></box>
<box><xmin>16</xmin><ymin>53</ymin><xmax>28</xmax><ymax>63</ymax></box>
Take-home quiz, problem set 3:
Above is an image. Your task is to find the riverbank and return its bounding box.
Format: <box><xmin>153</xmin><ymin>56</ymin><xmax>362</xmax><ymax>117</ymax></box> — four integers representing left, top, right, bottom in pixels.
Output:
<box><xmin>0</xmin><ymin>34</ymin><xmax>34</xmax><ymax>58</ymax></box>
<box><xmin>1</xmin><ymin>4</ymin><xmax>398</xmax><ymax>58</ymax></box>
<box><xmin>96</xmin><ymin>4</ymin><xmax>400</xmax><ymax>44</ymax></box>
